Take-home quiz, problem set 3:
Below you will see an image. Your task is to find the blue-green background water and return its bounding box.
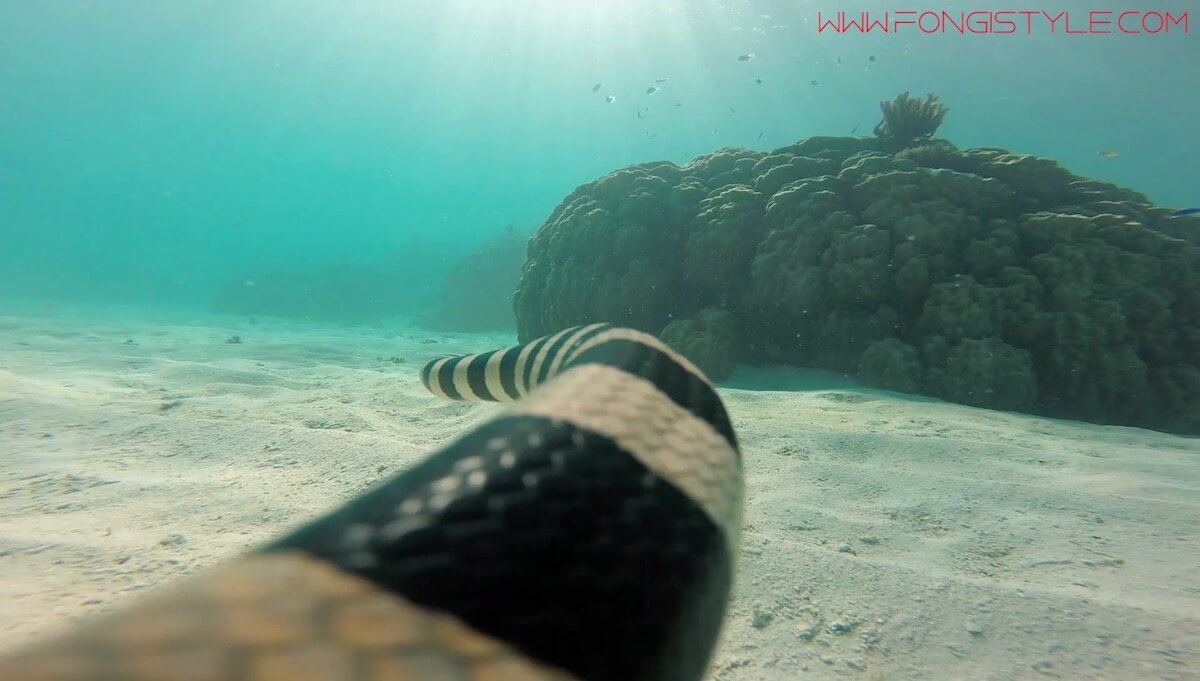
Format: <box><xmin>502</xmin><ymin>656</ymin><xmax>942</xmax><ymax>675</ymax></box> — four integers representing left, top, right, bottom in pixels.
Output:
<box><xmin>1</xmin><ymin>0</ymin><xmax>1196</xmax><ymax>311</ymax></box>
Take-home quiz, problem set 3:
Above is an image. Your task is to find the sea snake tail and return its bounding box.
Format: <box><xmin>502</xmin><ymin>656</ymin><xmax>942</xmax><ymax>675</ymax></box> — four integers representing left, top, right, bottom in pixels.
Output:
<box><xmin>419</xmin><ymin>323</ymin><xmax>716</xmax><ymax>404</ymax></box>
<box><xmin>0</xmin><ymin>325</ymin><xmax>743</xmax><ymax>681</ymax></box>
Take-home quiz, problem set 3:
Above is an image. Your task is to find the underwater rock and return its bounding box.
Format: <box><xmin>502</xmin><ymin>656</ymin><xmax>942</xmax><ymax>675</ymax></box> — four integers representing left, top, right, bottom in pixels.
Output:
<box><xmin>659</xmin><ymin>308</ymin><xmax>739</xmax><ymax>383</ymax></box>
<box><xmin>514</xmin><ymin>133</ymin><xmax>1200</xmax><ymax>434</ymax></box>
<box><xmin>926</xmin><ymin>337</ymin><xmax>1038</xmax><ymax>412</ymax></box>
<box><xmin>858</xmin><ymin>338</ymin><xmax>922</xmax><ymax>393</ymax></box>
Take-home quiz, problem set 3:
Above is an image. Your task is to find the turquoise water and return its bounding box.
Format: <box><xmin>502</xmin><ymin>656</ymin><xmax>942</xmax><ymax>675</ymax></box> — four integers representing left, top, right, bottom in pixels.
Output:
<box><xmin>2</xmin><ymin>4</ymin><xmax>1200</xmax><ymax>678</ymax></box>
<box><xmin>1</xmin><ymin>0</ymin><xmax>1195</xmax><ymax>310</ymax></box>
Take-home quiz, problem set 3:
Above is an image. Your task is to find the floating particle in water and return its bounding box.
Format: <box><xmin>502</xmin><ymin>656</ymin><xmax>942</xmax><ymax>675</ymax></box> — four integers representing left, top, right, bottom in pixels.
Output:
<box><xmin>675</xmin><ymin>102</ymin><xmax>683</xmax><ymax>107</ymax></box>
<box><xmin>756</xmin><ymin>78</ymin><xmax>763</xmax><ymax>84</ymax></box>
<box><xmin>645</xmin><ymin>86</ymin><xmax>659</xmax><ymax>95</ymax></box>
<box><xmin>606</xmin><ymin>95</ymin><xmax>616</xmax><ymax>103</ymax></box>
<box><xmin>1170</xmin><ymin>208</ymin><xmax>1200</xmax><ymax>217</ymax></box>
<box><xmin>592</xmin><ymin>82</ymin><xmax>602</xmax><ymax>91</ymax></box>
<box><xmin>850</xmin><ymin>125</ymin><xmax>859</xmax><ymax>135</ymax></box>
<box><xmin>810</xmin><ymin>80</ymin><xmax>819</xmax><ymax>86</ymax></box>
<box><xmin>758</xmin><ymin>131</ymin><xmax>764</xmax><ymax>139</ymax></box>
<box><xmin>835</xmin><ymin>57</ymin><xmax>842</xmax><ymax>65</ymax></box>
<box><xmin>869</xmin><ymin>55</ymin><xmax>877</xmax><ymax>62</ymax></box>
<box><xmin>738</xmin><ymin>53</ymin><xmax>755</xmax><ymax>61</ymax></box>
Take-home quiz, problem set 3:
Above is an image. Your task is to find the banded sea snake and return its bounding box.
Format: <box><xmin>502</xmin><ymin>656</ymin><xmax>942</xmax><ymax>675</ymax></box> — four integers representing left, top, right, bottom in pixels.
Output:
<box><xmin>0</xmin><ymin>323</ymin><xmax>744</xmax><ymax>681</ymax></box>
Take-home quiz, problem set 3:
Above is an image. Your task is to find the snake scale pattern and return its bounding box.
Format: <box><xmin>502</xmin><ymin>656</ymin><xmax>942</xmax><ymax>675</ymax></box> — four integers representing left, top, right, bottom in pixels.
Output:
<box><xmin>0</xmin><ymin>323</ymin><xmax>744</xmax><ymax>681</ymax></box>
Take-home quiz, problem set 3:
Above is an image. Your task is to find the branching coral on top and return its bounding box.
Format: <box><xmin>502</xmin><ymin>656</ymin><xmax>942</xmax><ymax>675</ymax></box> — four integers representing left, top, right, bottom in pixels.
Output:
<box><xmin>873</xmin><ymin>91</ymin><xmax>949</xmax><ymax>142</ymax></box>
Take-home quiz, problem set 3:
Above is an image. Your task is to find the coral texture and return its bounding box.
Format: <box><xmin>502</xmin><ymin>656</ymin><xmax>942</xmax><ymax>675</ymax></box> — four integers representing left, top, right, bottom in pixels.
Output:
<box><xmin>660</xmin><ymin>308</ymin><xmax>739</xmax><ymax>382</ymax></box>
<box><xmin>515</xmin><ymin>136</ymin><xmax>1200</xmax><ymax>434</ymax></box>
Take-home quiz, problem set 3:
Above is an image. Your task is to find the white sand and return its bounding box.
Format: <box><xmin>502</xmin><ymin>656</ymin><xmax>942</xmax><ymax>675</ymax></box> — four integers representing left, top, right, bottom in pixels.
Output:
<box><xmin>1</xmin><ymin>306</ymin><xmax>1197</xmax><ymax>680</ymax></box>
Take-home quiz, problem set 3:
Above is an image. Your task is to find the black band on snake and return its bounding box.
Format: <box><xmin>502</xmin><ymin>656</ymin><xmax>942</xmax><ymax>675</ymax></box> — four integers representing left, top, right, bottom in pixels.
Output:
<box><xmin>0</xmin><ymin>324</ymin><xmax>744</xmax><ymax>681</ymax></box>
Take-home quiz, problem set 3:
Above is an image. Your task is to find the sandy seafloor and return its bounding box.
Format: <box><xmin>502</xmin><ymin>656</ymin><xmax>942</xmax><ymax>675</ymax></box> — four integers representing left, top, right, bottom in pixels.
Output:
<box><xmin>1</xmin><ymin>302</ymin><xmax>1197</xmax><ymax>681</ymax></box>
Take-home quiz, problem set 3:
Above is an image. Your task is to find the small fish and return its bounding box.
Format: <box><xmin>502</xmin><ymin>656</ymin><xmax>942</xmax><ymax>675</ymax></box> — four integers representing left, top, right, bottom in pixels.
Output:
<box><xmin>757</xmin><ymin>131</ymin><xmax>764</xmax><ymax>140</ymax></box>
<box><xmin>645</xmin><ymin>86</ymin><xmax>659</xmax><ymax>95</ymax></box>
<box><xmin>606</xmin><ymin>95</ymin><xmax>615</xmax><ymax>103</ymax></box>
<box><xmin>737</xmin><ymin>53</ymin><xmax>755</xmax><ymax>61</ymax></box>
<box><xmin>850</xmin><ymin>125</ymin><xmax>859</xmax><ymax>135</ymax></box>
<box><xmin>675</xmin><ymin>102</ymin><xmax>683</xmax><ymax>107</ymax></box>
<box><xmin>868</xmin><ymin>55</ymin><xmax>877</xmax><ymax>62</ymax></box>
<box><xmin>1170</xmin><ymin>208</ymin><xmax>1200</xmax><ymax>217</ymax></box>
<box><xmin>1099</xmin><ymin>149</ymin><xmax>1119</xmax><ymax>158</ymax></box>
<box><xmin>655</xmin><ymin>78</ymin><xmax>669</xmax><ymax>83</ymax></box>
<box><xmin>730</xmin><ymin>107</ymin><xmax>736</xmax><ymax>113</ymax></box>
<box><xmin>835</xmin><ymin>57</ymin><xmax>842</xmax><ymax>65</ymax></box>
<box><xmin>592</xmin><ymin>83</ymin><xmax>602</xmax><ymax>91</ymax></box>
<box><xmin>810</xmin><ymin>80</ymin><xmax>819</xmax><ymax>86</ymax></box>
<box><xmin>637</xmin><ymin>110</ymin><xmax>643</xmax><ymax>119</ymax></box>
<box><xmin>755</xmin><ymin>78</ymin><xmax>763</xmax><ymax>84</ymax></box>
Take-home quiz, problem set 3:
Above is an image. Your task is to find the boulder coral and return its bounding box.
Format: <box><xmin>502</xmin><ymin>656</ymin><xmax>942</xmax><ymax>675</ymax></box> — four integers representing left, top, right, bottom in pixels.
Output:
<box><xmin>659</xmin><ymin>308</ymin><xmax>739</xmax><ymax>382</ymax></box>
<box><xmin>514</xmin><ymin>125</ymin><xmax>1200</xmax><ymax>434</ymax></box>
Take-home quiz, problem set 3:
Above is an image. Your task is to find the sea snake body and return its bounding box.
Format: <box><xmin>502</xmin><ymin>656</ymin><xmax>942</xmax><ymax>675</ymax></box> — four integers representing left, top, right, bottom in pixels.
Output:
<box><xmin>0</xmin><ymin>323</ymin><xmax>743</xmax><ymax>681</ymax></box>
